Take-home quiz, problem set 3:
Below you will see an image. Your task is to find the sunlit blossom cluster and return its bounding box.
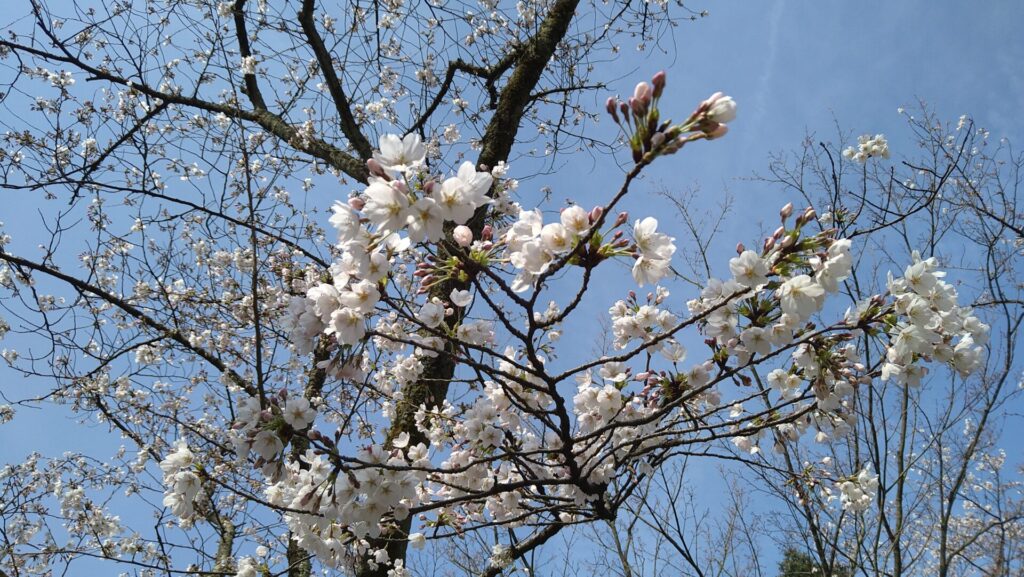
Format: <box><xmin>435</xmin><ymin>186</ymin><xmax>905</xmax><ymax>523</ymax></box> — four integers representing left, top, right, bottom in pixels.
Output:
<box><xmin>879</xmin><ymin>252</ymin><xmax>988</xmax><ymax>385</ymax></box>
<box><xmin>836</xmin><ymin>465</ymin><xmax>880</xmax><ymax>512</ymax></box>
<box><xmin>843</xmin><ymin>133</ymin><xmax>891</xmax><ymax>163</ymax></box>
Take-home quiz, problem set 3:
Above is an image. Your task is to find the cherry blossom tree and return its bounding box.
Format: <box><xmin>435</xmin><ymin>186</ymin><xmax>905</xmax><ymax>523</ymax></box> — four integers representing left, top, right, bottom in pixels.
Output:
<box><xmin>0</xmin><ymin>3</ymin><xmax>1007</xmax><ymax>577</ymax></box>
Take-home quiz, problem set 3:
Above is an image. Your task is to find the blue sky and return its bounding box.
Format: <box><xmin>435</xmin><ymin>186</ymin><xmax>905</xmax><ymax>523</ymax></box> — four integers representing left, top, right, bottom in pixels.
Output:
<box><xmin>639</xmin><ymin>1</ymin><xmax>1024</xmax><ymax>223</ymax></box>
<box><xmin>2</xmin><ymin>0</ymin><xmax>1023</xmax><ymax>574</ymax></box>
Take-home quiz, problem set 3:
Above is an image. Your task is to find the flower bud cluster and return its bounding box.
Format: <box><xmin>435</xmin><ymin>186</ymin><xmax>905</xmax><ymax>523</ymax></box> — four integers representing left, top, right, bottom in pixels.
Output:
<box><xmin>606</xmin><ymin>71</ymin><xmax>736</xmax><ymax>162</ymax></box>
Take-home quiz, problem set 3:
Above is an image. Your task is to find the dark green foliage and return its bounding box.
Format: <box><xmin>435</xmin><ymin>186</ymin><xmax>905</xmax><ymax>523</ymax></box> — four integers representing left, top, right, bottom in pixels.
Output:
<box><xmin>777</xmin><ymin>548</ymin><xmax>852</xmax><ymax>577</ymax></box>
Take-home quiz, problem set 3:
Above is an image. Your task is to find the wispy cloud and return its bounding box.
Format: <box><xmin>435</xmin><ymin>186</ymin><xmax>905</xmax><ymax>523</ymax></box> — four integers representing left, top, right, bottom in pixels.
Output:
<box><xmin>753</xmin><ymin>0</ymin><xmax>785</xmax><ymax>121</ymax></box>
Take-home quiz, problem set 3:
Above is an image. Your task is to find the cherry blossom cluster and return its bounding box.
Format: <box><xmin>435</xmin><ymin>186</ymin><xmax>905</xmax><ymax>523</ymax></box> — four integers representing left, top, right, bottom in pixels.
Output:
<box><xmin>836</xmin><ymin>464</ymin><xmax>879</xmax><ymax>512</ymax></box>
<box><xmin>158</xmin><ymin>441</ymin><xmax>200</xmax><ymax>524</ymax></box>
<box><xmin>503</xmin><ymin>205</ymin><xmax>602</xmax><ymax>292</ymax></box>
<box><xmin>878</xmin><ymin>251</ymin><xmax>988</xmax><ymax>386</ymax></box>
<box><xmin>842</xmin><ymin>133</ymin><xmax>891</xmax><ymax>162</ymax></box>
<box><xmin>498</xmin><ymin>207</ymin><xmax>680</xmax><ymax>294</ymax></box>
<box><xmin>1</xmin><ymin>454</ymin><xmax>147</xmax><ymax>575</ymax></box>
<box><xmin>283</xmin><ymin>132</ymin><xmax>506</xmax><ymax>354</ymax></box>
<box><xmin>608</xmin><ymin>286</ymin><xmax>681</xmax><ymax>351</ymax></box>
<box><xmin>260</xmin><ymin>443</ymin><xmax>429</xmax><ymax>571</ymax></box>
<box><xmin>684</xmin><ymin>205</ymin><xmax>857</xmax><ymax>378</ymax></box>
<box><xmin>226</xmin><ymin>393</ymin><xmax>319</xmax><ymax>477</ymax></box>
<box><xmin>660</xmin><ymin>203</ymin><xmax>986</xmax><ymax>480</ymax></box>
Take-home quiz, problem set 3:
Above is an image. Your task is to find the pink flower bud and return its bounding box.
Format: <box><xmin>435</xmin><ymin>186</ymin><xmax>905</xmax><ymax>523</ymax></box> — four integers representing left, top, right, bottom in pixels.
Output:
<box><xmin>634</xmin><ymin>81</ymin><xmax>652</xmax><ymax>104</ymax></box>
<box><xmin>606</xmin><ymin>97</ymin><xmax>620</xmax><ymax>123</ymax></box>
<box><xmin>453</xmin><ymin>225</ymin><xmax>473</xmax><ymax>247</ymax></box>
<box><xmin>367</xmin><ymin>158</ymin><xmax>386</xmax><ymax>177</ymax></box>
<box><xmin>423</xmin><ymin>180</ymin><xmax>436</xmax><ymax>194</ymax></box>
<box><xmin>703</xmin><ymin>92</ymin><xmax>737</xmax><ymax>124</ymax></box>
<box><xmin>763</xmin><ymin>236</ymin><xmax>775</xmax><ymax>252</ymax></box>
<box><xmin>780</xmin><ymin>202</ymin><xmax>793</xmax><ymax>220</ymax></box>
<box><xmin>803</xmin><ymin>207</ymin><xmax>817</xmax><ymax>222</ymax></box>
<box><xmin>614</xmin><ymin>211</ymin><xmax>629</xmax><ymax>227</ymax></box>
<box><xmin>652</xmin><ymin>71</ymin><xmax>666</xmax><ymax>98</ymax></box>
<box><xmin>736</xmin><ymin>242</ymin><xmax>745</xmax><ymax>255</ymax></box>
<box><xmin>481</xmin><ymin>224</ymin><xmax>493</xmax><ymax>241</ymax></box>
<box><xmin>698</xmin><ymin>92</ymin><xmax>720</xmax><ymax>113</ymax></box>
<box><xmin>348</xmin><ymin>196</ymin><xmax>365</xmax><ymax>211</ymax></box>
<box><xmin>629</xmin><ymin>97</ymin><xmax>645</xmax><ymax>116</ymax></box>
<box><xmin>589</xmin><ymin>205</ymin><xmax>604</xmax><ymax>224</ymax></box>
<box><xmin>773</xmin><ymin>226</ymin><xmax>786</xmax><ymax>240</ymax></box>
<box><xmin>706</xmin><ymin>123</ymin><xmax>729</xmax><ymax>140</ymax></box>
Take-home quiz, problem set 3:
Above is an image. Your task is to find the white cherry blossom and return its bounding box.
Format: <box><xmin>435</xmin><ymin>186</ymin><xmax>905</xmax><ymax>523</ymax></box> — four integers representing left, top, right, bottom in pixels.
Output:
<box><xmin>374</xmin><ymin>133</ymin><xmax>426</xmax><ymax>175</ymax></box>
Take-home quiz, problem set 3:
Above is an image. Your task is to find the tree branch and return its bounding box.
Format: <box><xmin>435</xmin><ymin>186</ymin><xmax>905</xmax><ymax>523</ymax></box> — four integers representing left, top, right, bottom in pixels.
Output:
<box><xmin>297</xmin><ymin>0</ymin><xmax>374</xmax><ymax>160</ymax></box>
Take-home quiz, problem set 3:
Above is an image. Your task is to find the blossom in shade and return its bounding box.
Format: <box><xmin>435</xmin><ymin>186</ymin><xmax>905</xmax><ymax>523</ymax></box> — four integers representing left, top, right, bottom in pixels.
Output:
<box><xmin>282</xmin><ymin>397</ymin><xmax>317</xmax><ymax>430</ymax></box>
